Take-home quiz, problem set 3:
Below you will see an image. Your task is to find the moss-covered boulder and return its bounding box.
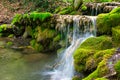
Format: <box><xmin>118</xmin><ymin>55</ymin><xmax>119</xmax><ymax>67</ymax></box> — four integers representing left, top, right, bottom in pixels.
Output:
<box><xmin>10</xmin><ymin>12</ymin><xmax>62</xmax><ymax>52</ymax></box>
<box><xmin>73</xmin><ymin>36</ymin><xmax>115</xmax><ymax>79</ymax></box>
<box><xmin>96</xmin><ymin>7</ymin><xmax>120</xmax><ymax>35</ymax></box>
<box><xmin>80</xmin><ymin>36</ymin><xmax>113</xmax><ymax>50</ymax></box>
<box><xmin>83</xmin><ymin>49</ymin><xmax>115</xmax><ymax>80</ymax></box>
<box><xmin>112</xmin><ymin>26</ymin><xmax>120</xmax><ymax>46</ymax></box>
<box><xmin>30</xmin><ymin>26</ymin><xmax>60</xmax><ymax>52</ymax></box>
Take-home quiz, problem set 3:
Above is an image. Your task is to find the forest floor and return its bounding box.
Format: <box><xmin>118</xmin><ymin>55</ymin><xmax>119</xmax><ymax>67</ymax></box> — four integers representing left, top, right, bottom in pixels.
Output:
<box><xmin>0</xmin><ymin>0</ymin><xmax>33</xmax><ymax>24</ymax></box>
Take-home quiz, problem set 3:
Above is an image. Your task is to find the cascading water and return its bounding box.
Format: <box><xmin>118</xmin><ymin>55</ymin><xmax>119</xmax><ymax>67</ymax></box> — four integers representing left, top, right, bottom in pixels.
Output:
<box><xmin>43</xmin><ymin>15</ymin><xmax>97</xmax><ymax>80</ymax></box>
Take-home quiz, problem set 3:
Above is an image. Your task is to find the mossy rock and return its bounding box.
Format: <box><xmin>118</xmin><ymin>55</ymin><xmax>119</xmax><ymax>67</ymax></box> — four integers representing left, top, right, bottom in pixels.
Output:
<box><xmin>112</xmin><ymin>26</ymin><xmax>120</xmax><ymax>46</ymax></box>
<box><xmin>30</xmin><ymin>39</ymin><xmax>43</xmax><ymax>52</ymax></box>
<box><xmin>74</xmin><ymin>35</ymin><xmax>116</xmax><ymax>79</ymax></box>
<box><xmin>83</xmin><ymin>48</ymin><xmax>115</xmax><ymax>80</ymax></box>
<box><xmin>74</xmin><ymin>36</ymin><xmax>113</xmax><ymax>72</ymax></box>
<box><xmin>30</xmin><ymin>27</ymin><xmax>61</xmax><ymax>52</ymax></box>
<box><xmin>114</xmin><ymin>60</ymin><xmax>120</xmax><ymax>78</ymax></box>
<box><xmin>96</xmin><ymin>7</ymin><xmax>120</xmax><ymax>35</ymax></box>
<box><xmin>34</xmin><ymin>26</ymin><xmax>56</xmax><ymax>42</ymax></box>
<box><xmin>80</xmin><ymin>36</ymin><xmax>113</xmax><ymax>50</ymax></box>
<box><xmin>0</xmin><ymin>24</ymin><xmax>13</xmax><ymax>37</ymax></box>
<box><xmin>74</xmin><ymin>48</ymin><xmax>95</xmax><ymax>72</ymax></box>
<box><xmin>12</xmin><ymin>12</ymin><xmax>52</xmax><ymax>26</ymax></box>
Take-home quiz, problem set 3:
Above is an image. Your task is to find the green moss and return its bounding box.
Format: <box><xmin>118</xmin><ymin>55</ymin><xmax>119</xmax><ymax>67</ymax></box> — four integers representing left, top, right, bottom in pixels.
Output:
<box><xmin>81</xmin><ymin>4</ymin><xmax>87</xmax><ymax>11</ymax></box>
<box><xmin>114</xmin><ymin>60</ymin><xmax>120</xmax><ymax>77</ymax></box>
<box><xmin>29</xmin><ymin>12</ymin><xmax>52</xmax><ymax>22</ymax></box>
<box><xmin>0</xmin><ymin>24</ymin><xmax>12</xmax><ymax>32</ymax></box>
<box><xmin>74</xmin><ymin>36</ymin><xmax>114</xmax><ymax>73</ymax></box>
<box><xmin>83</xmin><ymin>49</ymin><xmax>115</xmax><ymax>80</ymax></box>
<box><xmin>34</xmin><ymin>27</ymin><xmax>56</xmax><ymax>42</ymax></box>
<box><xmin>12</xmin><ymin>12</ymin><xmax>52</xmax><ymax>26</ymax></box>
<box><xmin>110</xmin><ymin>7</ymin><xmax>120</xmax><ymax>14</ymax></box>
<box><xmin>95</xmin><ymin>78</ymin><xmax>108</xmax><ymax>80</ymax></box>
<box><xmin>83</xmin><ymin>60</ymin><xmax>108</xmax><ymax>80</ymax></box>
<box><xmin>6</xmin><ymin>41</ymin><xmax>13</xmax><ymax>47</ymax></box>
<box><xmin>97</xmin><ymin>7</ymin><xmax>120</xmax><ymax>35</ymax></box>
<box><xmin>80</xmin><ymin>36</ymin><xmax>112</xmax><ymax>50</ymax></box>
<box><xmin>72</xmin><ymin>76</ymin><xmax>81</xmax><ymax>80</ymax></box>
<box><xmin>74</xmin><ymin>48</ymin><xmax>95</xmax><ymax>72</ymax></box>
<box><xmin>30</xmin><ymin>39</ymin><xmax>43</xmax><ymax>51</ymax></box>
<box><xmin>53</xmin><ymin>34</ymin><xmax>61</xmax><ymax>42</ymax></box>
<box><xmin>8</xmin><ymin>34</ymin><xmax>14</xmax><ymax>38</ymax></box>
<box><xmin>0</xmin><ymin>24</ymin><xmax>13</xmax><ymax>37</ymax></box>
<box><xmin>11</xmin><ymin>14</ymin><xmax>22</xmax><ymax>25</ymax></box>
<box><xmin>112</xmin><ymin>26</ymin><xmax>120</xmax><ymax>46</ymax></box>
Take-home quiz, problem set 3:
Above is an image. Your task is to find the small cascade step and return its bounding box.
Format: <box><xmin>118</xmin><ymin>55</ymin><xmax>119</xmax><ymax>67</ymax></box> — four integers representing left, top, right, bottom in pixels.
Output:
<box><xmin>84</xmin><ymin>2</ymin><xmax>120</xmax><ymax>15</ymax></box>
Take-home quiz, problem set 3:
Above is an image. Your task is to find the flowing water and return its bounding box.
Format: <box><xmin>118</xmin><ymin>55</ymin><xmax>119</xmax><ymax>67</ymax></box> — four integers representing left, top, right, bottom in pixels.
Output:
<box><xmin>43</xmin><ymin>16</ymin><xmax>97</xmax><ymax>80</ymax></box>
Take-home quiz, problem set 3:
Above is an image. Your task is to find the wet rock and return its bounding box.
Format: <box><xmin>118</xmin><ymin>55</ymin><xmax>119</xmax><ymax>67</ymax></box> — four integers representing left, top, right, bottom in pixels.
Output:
<box><xmin>85</xmin><ymin>2</ymin><xmax>120</xmax><ymax>15</ymax></box>
<box><xmin>105</xmin><ymin>48</ymin><xmax>120</xmax><ymax>78</ymax></box>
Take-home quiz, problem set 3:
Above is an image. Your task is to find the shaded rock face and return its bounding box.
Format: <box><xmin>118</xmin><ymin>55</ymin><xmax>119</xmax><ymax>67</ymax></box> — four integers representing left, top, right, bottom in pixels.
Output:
<box><xmin>74</xmin><ymin>0</ymin><xmax>83</xmax><ymax>10</ymax></box>
<box><xmin>106</xmin><ymin>48</ymin><xmax>120</xmax><ymax>78</ymax></box>
<box><xmin>84</xmin><ymin>2</ymin><xmax>120</xmax><ymax>15</ymax></box>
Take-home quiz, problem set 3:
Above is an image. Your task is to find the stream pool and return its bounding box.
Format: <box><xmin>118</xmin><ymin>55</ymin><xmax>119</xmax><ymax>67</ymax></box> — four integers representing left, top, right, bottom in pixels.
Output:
<box><xmin>0</xmin><ymin>38</ymin><xmax>56</xmax><ymax>80</ymax></box>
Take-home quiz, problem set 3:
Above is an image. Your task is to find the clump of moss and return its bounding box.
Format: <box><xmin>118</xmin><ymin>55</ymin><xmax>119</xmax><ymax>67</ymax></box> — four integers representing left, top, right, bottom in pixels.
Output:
<box><xmin>12</xmin><ymin>12</ymin><xmax>52</xmax><ymax>26</ymax></box>
<box><xmin>30</xmin><ymin>39</ymin><xmax>43</xmax><ymax>52</ymax></box>
<box><xmin>110</xmin><ymin>7</ymin><xmax>120</xmax><ymax>14</ymax></box>
<box><xmin>112</xmin><ymin>26</ymin><xmax>120</xmax><ymax>46</ymax></box>
<box><xmin>11</xmin><ymin>14</ymin><xmax>22</xmax><ymax>25</ymax></box>
<box><xmin>80</xmin><ymin>36</ymin><xmax>113</xmax><ymax>50</ymax></box>
<box><xmin>74</xmin><ymin>48</ymin><xmax>95</xmax><ymax>72</ymax></box>
<box><xmin>74</xmin><ymin>35</ymin><xmax>116</xmax><ymax>79</ymax></box>
<box><xmin>29</xmin><ymin>12</ymin><xmax>52</xmax><ymax>22</ymax></box>
<box><xmin>34</xmin><ymin>26</ymin><xmax>56</xmax><ymax>42</ymax></box>
<box><xmin>0</xmin><ymin>24</ymin><xmax>13</xmax><ymax>37</ymax></box>
<box><xmin>83</xmin><ymin>48</ymin><xmax>115</xmax><ymax>80</ymax></box>
<box><xmin>81</xmin><ymin>4</ymin><xmax>87</xmax><ymax>11</ymax></box>
<box><xmin>97</xmin><ymin>7</ymin><xmax>120</xmax><ymax>35</ymax></box>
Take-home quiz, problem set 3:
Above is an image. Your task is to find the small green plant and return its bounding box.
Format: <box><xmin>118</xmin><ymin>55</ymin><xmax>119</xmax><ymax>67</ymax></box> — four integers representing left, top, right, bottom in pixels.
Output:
<box><xmin>8</xmin><ymin>34</ymin><xmax>14</xmax><ymax>38</ymax></box>
<box><xmin>6</xmin><ymin>41</ymin><xmax>13</xmax><ymax>47</ymax></box>
<box><xmin>11</xmin><ymin>14</ymin><xmax>22</xmax><ymax>25</ymax></box>
<box><xmin>81</xmin><ymin>4</ymin><xmax>87</xmax><ymax>11</ymax></box>
<box><xmin>0</xmin><ymin>24</ymin><xmax>7</xmax><ymax>32</ymax></box>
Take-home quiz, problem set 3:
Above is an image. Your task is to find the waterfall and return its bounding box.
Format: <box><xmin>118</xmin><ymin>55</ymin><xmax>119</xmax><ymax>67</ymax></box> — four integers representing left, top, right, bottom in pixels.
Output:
<box><xmin>43</xmin><ymin>16</ymin><xmax>97</xmax><ymax>80</ymax></box>
<box><xmin>88</xmin><ymin>2</ymin><xmax>120</xmax><ymax>16</ymax></box>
